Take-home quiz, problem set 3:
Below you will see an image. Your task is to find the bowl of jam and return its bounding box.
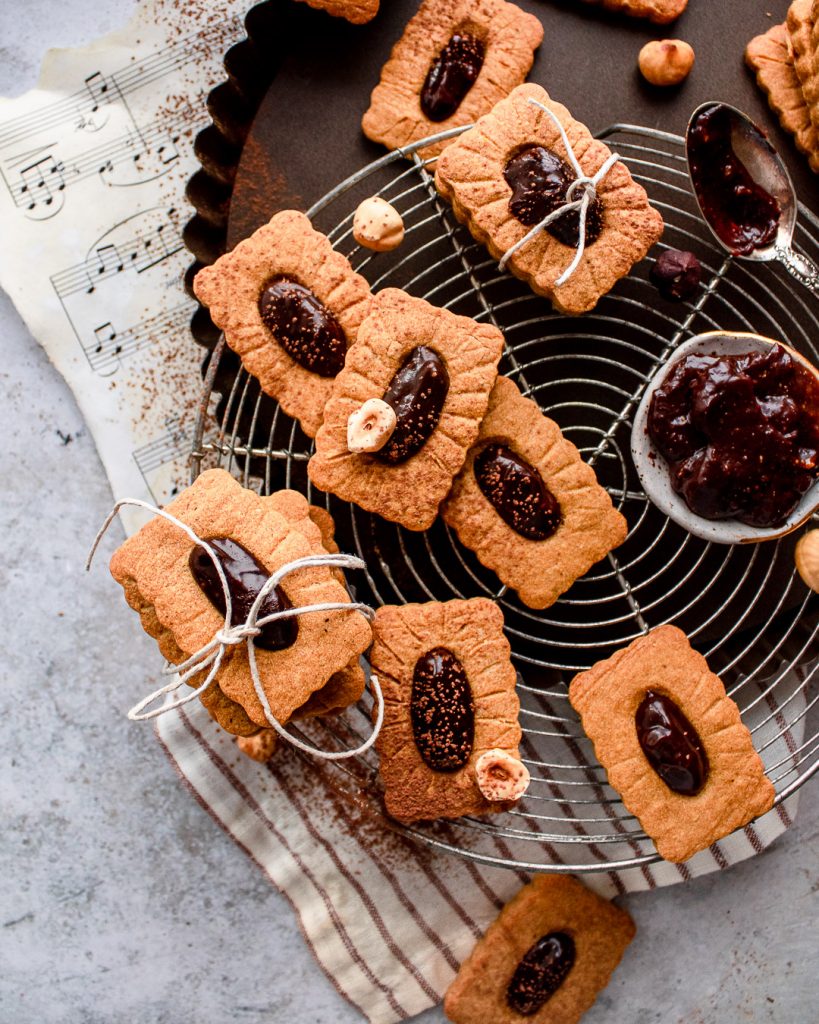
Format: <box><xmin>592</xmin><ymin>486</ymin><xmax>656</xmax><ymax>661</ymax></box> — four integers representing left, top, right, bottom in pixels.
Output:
<box><xmin>631</xmin><ymin>331</ymin><xmax>819</xmax><ymax>544</ymax></box>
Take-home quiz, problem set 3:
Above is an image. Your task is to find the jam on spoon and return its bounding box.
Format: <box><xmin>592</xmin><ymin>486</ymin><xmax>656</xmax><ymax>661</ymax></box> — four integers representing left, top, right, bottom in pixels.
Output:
<box><xmin>687</xmin><ymin>103</ymin><xmax>781</xmax><ymax>256</ymax></box>
<box><xmin>420</xmin><ymin>33</ymin><xmax>485</xmax><ymax>122</ymax></box>
<box><xmin>647</xmin><ymin>343</ymin><xmax>819</xmax><ymax>528</ymax></box>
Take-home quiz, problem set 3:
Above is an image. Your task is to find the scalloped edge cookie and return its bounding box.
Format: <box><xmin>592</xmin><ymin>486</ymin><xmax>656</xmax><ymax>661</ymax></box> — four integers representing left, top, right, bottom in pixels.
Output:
<box><xmin>370</xmin><ymin>598</ymin><xmax>521</xmax><ymax>823</ymax></box>
<box><xmin>569</xmin><ymin>625</ymin><xmax>775</xmax><ymax>863</ymax></box>
<box><xmin>193</xmin><ymin>210</ymin><xmax>372</xmax><ymax>438</ymax></box>
<box><xmin>308</xmin><ymin>287</ymin><xmax>504</xmax><ymax>531</ymax></box>
<box><xmin>434</xmin><ymin>84</ymin><xmax>664</xmax><ymax>315</ymax></box>
<box><xmin>442</xmin><ymin>375</ymin><xmax>628</xmax><ymax>609</ymax></box>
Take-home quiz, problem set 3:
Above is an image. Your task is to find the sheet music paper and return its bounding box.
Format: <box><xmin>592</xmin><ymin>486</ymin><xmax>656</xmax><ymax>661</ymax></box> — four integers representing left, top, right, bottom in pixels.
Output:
<box><xmin>0</xmin><ymin>0</ymin><xmax>246</xmax><ymax>533</ymax></box>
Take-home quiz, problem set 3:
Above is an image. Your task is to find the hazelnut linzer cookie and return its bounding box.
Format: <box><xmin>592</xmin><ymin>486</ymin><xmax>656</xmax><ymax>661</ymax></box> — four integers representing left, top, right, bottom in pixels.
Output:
<box><xmin>362</xmin><ymin>0</ymin><xmax>543</xmax><ymax>159</ymax></box>
<box><xmin>445</xmin><ymin>875</ymin><xmax>635</xmax><ymax>1024</ymax></box>
<box><xmin>370</xmin><ymin>598</ymin><xmax>522</xmax><ymax>823</ymax></box>
<box><xmin>308</xmin><ymin>288</ymin><xmax>505</xmax><ymax>531</ymax></box>
<box><xmin>193</xmin><ymin>211</ymin><xmax>371</xmax><ymax>438</ymax></box>
<box><xmin>435</xmin><ymin>84</ymin><xmax>664</xmax><ymax>315</ymax></box>
<box><xmin>295</xmin><ymin>0</ymin><xmax>379</xmax><ymax>24</ymax></box>
<box><xmin>569</xmin><ymin>625</ymin><xmax>775</xmax><ymax>863</ymax></box>
<box><xmin>442</xmin><ymin>376</ymin><xmax>627</xmax><ymax>609</ymax></box>
<box><xmin>198</xmin><ymin>499</ymin><xmax>365</xmax><ymax>740</ymax></box>
<box><xmin>109</xmin><ymin>469</ymin><xmax>372</xmax><ymax>731</ymax></box>
<box><xmin>578</xmin><ymin>0</ymin><xmax>687</xmax><ymax>22</ymax></box>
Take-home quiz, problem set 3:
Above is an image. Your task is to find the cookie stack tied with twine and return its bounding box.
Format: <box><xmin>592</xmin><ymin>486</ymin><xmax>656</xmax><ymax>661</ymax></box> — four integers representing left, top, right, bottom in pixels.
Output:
<box><xmin>90</xmin><ymin>469</ymin><xmax>383</xmax><ymax>762</ymax></box>
<box><xmin>746</xmin><ymin>0</ymin><xmax>819</xmax><ymax>174</ymax></box>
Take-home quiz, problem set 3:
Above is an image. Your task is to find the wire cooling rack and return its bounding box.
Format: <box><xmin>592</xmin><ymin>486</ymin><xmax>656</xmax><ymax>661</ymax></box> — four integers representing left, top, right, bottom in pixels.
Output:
<box><xmin>190</xmin><ymin>124</ymin><xmax>819</xmax><ymax>872</ymax></box>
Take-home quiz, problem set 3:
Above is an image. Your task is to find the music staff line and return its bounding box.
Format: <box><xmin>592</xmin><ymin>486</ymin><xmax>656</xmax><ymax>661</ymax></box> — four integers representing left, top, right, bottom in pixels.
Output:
<box><xmin>83</xmin><ymin>298</ymin><xmax>196</xmax><ymax>373</ymax></box>
<box><xmin>0</xmin><ymin>16</ymin><xmax>241</xmax><ymax>151</ymax></box>
<box><xmin>50</xmin><ymin>224</ymin><xmax>183</xmax><ymax>299</ymax></box>
<box><xmin>133</xmin><ymin>418</ymin><xmax>191</xmax><ymax>478</ymax></box>
<box><xmin>8</xmin><ymin>106</ymin><xmax>207</xmax><ymax>211</ymax></box>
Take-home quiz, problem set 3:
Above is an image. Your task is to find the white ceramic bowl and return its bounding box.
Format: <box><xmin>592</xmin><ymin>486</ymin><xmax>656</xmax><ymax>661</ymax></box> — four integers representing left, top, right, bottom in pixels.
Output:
<box><xmin>631</xmin><ymin>331</ymin><xmax>819</xmax><ymax>544</ymax></box>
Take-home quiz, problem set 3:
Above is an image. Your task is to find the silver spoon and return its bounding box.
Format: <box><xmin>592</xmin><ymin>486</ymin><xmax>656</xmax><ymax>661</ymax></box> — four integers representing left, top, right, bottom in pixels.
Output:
<box><xmin>685</xmin><ymin>101</ymin><xmax>819</xmax><ymax>294</ymax></box>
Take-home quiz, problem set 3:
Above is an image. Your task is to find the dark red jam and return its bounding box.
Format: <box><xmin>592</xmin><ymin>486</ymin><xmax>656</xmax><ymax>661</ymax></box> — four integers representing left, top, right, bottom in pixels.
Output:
<box><xmin>189</xmin><ymin>538</ymin><xmax>298</xmax><ymax>651</ymax></box>
<box><xmin>420</xmin><ymin>33</ymin><xmax>484</xmax><ymax>122</ymax></box>
<box><xmin>474</xmin><ymin>443</ymin><xmax>562</xmax><ymax>540</ymax></box>
<box><xmin>647</xmin><ymin>344</ymin><xmax>819</xmax><ymax>527</ymax></box>
<box><xmin>410</xmin><ymin>647</ymin><xmax>474</xmax><ymax>772</ymax></box>
<box><xmin>258</xmin><ymin>276</ymin><xmax>346</xmax><ymax>377</ymax></box>
<box><xmin>687</xmin><ymin>104</ymin><xmax>780</xmax><ymax>256</ymax></box>
<box><xmin>506</xmin><ymin>932</ymin><xmax>576</xmax><ymax>1015</ymax></box>
<box><xmin>635</xmin><ymin>691</ymin><xmax>709</xmax><ymax>796</ymax></box>
<box><xmin>503</xmin><ymin>145</ymin><xmax>603</xmax><ymax>249</ymax></box>
<box><xmin>375</xmin><ymin>346</ymin><xmax>449</xmax><ymax>465</ymax></box>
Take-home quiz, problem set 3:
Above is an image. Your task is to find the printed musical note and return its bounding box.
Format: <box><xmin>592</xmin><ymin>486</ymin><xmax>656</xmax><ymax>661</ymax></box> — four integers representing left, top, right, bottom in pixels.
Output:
<box><xmin>83</xmin><ymin>72</ymin><xmax>109</xmax><ymax>113</ymax></box>
<box><xmin>18</xmin><ymin>154</ymin><xmax>66</xmax><ymax>218</ymax></box>
<box><xmin>82</xmin><ymin>299</ymin><xmax>196</xmax><ymax>373</ymax></box>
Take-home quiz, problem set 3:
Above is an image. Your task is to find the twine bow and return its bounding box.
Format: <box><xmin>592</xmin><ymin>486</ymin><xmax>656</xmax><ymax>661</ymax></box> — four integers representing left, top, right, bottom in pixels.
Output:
<box><xmin>87</xmin><ymin>497</ymin><xmax>384</xmax><ymax>761</ymax></box>
<box><xmin>498</xmin><ymin>98</ymin><xmax>621</xmax><ymax>287</ymax></box>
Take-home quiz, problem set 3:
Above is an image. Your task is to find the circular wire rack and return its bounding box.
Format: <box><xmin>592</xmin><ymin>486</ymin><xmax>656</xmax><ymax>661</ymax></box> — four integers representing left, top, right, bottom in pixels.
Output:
<box><xmin>191</xmin><ymin>123</ymin><xmax>819</xmax><ymax>873</ymax></box>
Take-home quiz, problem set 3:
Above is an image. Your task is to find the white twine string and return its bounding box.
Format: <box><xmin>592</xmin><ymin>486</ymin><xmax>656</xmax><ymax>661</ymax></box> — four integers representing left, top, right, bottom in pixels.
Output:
<box><xmin>498</xmin><ymin>97</ymin><xmax>621</xmax><ymax>286</ymax></box>
<box><xmin>86</xmin><ymin>497</ymin><xmax>384</xmax><ymax>761</ymax></box>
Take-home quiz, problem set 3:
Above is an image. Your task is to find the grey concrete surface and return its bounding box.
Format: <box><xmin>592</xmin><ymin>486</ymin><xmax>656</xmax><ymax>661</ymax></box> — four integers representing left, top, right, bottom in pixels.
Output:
<box><xmin>1</xmin><ymin>4</ymin><xmax>818</xmax><ymax>1023</ymax></box>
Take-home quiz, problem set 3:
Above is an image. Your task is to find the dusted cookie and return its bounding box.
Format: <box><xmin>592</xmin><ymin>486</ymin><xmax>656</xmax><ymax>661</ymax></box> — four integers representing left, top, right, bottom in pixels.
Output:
<box><xmin>110</xmin><ymin>469</ymin><xmax>372</xmax><ymax>731</ymax></box>
<box><xmin>193</xmin><ymin>211</ymin><xmax>371</xmax><ymax>438</ymax></box>
<box><xmin>569</xmin><ymin>625</ymin><xmax>775</xmax><ymax>863</ymax></box>
<box><xmin>578</xmin><ymin>0</ymin><xmax>687</xmax><ymax>22</ymax></box>
<box><xmin>444</xmin><ymin>875</ymin><xmax>635</xmax><ymax>1024</ymax></box>
<box><xmin>442</xmin><ymin>376</ymin><xmax>627</xmax><ymax>609</ymax></box>
<box><xmin>435</xmin><ymin>84</ymin><xmax>664</xmax><ymax>315</ymax></box>
<box><xmin>295</xmin><ymin>0</ymin><xmax>379</xmax><ymax>24</ymax></box>
<box><xmin>362</xmin><ymin>0</ymin><xmax>543</xmax><ymax>158</ymax></box>
<box><xmin>308</xmin><ymin>288</ymin><xmax>504</xmax><ymax>531</ymax></box>
<box><xmin>370</xmin><ymin>598</ymin><xmax>521</xmax><ymax>823</ymax></box>
<box><xmin>746</xmin><ymin>23</ymin><xmax>819</xmax><ymax>174</ymax></box>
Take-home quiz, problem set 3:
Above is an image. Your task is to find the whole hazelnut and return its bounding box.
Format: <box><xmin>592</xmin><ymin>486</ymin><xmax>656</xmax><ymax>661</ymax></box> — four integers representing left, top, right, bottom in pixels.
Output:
<box><xmin>353</xmin><ymin>196</ymin><xmax>405</xmax><ymax>252</ymax></box>
<box><xmin>795</xmin><ymin>530</ymin><xmax>819</xmax><ymax>593</ymax></box>
<box><xmin>237</xmin><ymin>729</ymin><xmax>277</xmax><ymax>762</ymax></box>
<box><xmin>347</xmin><ymin>397</ymin><xmax>397</xmax><ymax>453</ymax></box>
<box><xmin>638</xmin><ymin>39</ymin><xmax>695</xmax><ymax>87</ymax></box>
<box><xmin>649</xmin><ymin>248</ymin><xmax>702</xmax><ymax>301</ymax></box>
<box><xmin>475</xmin><ymin>749</ymin><xmax>531</xmax><ymax>803</ymax></box>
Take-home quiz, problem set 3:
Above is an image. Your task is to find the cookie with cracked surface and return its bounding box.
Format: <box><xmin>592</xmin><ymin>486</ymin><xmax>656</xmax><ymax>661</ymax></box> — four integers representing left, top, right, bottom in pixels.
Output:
<box><xmin>193</xmin><ymin>210</ymin><xmax>372</xmax><ymax>438</ymax></box>
<box><xmin>577</xmin><ymin>0</ymin><xmax>687</xmax><ymax>22</ymax></box>
<box><xmin>442</xmin><ymin>375</ymin><xmax>627</xmax><ymax>609</ymax></box>
<box><xmin>308</xmin><ymin>287</ymin><xmax>504</xmax><ymax>531</ymax></box>
<box><xmin>569</xmin><ymin>625</ymin><xmax>775</xmax><ymax>863</ymax></box>
<box><xmin>788</xmin><ymin>0</ymin><xmax>819</xmax><ymax>133</ymax></box>
<box><xmin>746</xmin><ymin>23</ymin><xmax>819</xmax><ymax>173</ymax></box>
<box><xmin>435</xmin><ymin>84</ymin><xmax>664</xmax><ymax>315</ymax></box>
<box><xmin>370</xmin><ymin>598</ymin><xmax>521</xmax><ymax>823</ymax></box>
<box><xmin>109</xmin><ymin>469</ymin><xmax>372</xmax><ymax>731</ymax></box>
<box><xmin>362</xmin><ymin>0</ymin><xmax>543</xmax><ymax>159</ymax></box>
<box><xmin>295</xmin><ymin>0</ymin><xmax>379</xmax><ymax>24</ymax></box>
<box><xmin>444</xmin><ymin>875</ymin><xmax>635</xmax><ymax>1024</ymax></box>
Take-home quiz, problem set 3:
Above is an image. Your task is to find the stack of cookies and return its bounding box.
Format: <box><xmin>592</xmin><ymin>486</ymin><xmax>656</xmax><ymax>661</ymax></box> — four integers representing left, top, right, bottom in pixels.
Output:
<box><xmin>746</xmin><ymin>1</ymin><xmax>819</xmax><ymax>174</ymax></box>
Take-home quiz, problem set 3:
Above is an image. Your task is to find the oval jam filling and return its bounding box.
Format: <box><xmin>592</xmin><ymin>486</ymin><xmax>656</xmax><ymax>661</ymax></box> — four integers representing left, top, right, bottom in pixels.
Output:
<box><xmin>647</xmin><ymin>344</ymin><xmax>819</xmax><ymax>527</ymax></box>
<box><xmin>410</xmin><ymin>647</ymin><xmax>474</xmax><ymax>772</ymax></box>
<box><xmin>635</xmin><ymin>691</ymin><xmax>708</xmax><ymax>796</ymax></box>
<box><xmin>503</xmin><ymin>144</ymin><xmax>603</xmax><ymax>249</ymax></box>
<box><xmin>506</xmin><ymin>932</ymin><xmax>576</xmax><ymax>1016</ymax></box>
<box><xmin>420</xmin><ymin>33</ymin><xmax>485</xmax><ymax>122</ymax></box>
<box><xmin>375</xmin><ymin>346</ymin><xmax>449</xmax><ymax>464</ymax></box>
<box><xmin>189</xmin><ymin>537</ymin><xmax>298</xmax><ymax>651</ymax></box>
<box><xmin>474</xmin><ymin>443</ymin><xmax>562</xmax><ymax>541</ymax></box>
<box><xmin>258</xmin><ymin>276</ymin><xmax>347</xmax><ymax>378</ymax></box>
<box><xmin>687</xmin><ymin>104</ymin><xmax>780</xmax><ymax>256</ymax></box>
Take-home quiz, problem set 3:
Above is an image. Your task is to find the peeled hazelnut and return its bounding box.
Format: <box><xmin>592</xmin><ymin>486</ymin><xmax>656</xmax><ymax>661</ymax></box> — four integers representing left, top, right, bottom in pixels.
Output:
<box><xmin>237</xmin><ymin>729</ymin><xmax>277</xmax><ymax>762</ymax></box>
<box><xmin>475</xmin><ymin>749</ymin><xmax>531</xmax><ymax>803</ymax></box>
<box><xmin>638</xmin><ymin>39</ymin><xmax>695</xmax><ymax>87</ymax></box>
<box><xmin>353</xmin><ymin>196</ymin><xmax>405</xmax><ymax>252</ymax></box>
<box><xmin>347</xmin><ymin>397</ymin><xmax>397</xmax><ymax>454</ymax></box>
<box><xmin>795</xmin><ymin>530</ymin><xmax>819</xmax><ymax>593</ymax></box>
<box><xmin>650</xmin><ymin>248</ymin><xmax>702</xmax><ymax>300</ymax></box>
